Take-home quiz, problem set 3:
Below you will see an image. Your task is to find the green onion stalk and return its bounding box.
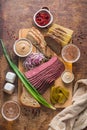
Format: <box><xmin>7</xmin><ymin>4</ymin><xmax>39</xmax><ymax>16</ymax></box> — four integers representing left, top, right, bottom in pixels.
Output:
<box><xmin>0</xmin><ymin>39</ymin><xmax>56</xmax><ymax>110</ymax></box>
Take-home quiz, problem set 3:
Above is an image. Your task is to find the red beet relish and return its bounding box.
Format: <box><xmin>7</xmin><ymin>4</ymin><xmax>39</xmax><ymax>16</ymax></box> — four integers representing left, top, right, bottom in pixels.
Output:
<box><xmin>35</xmin><ymin>11</ymin><xmax>51</xmax><ymax>26</ymax></box>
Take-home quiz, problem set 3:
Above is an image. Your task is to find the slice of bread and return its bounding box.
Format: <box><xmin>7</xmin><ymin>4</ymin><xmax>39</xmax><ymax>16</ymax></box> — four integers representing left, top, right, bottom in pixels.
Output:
<box><xmin>20</xmin><ymin>87</ymin><xmax>40</xmax><ymax>108</ymax></box>
<box><xmin>44</xmin><ymin>35</ymin><xmax>62</xmax><ymax>55</ymax></box>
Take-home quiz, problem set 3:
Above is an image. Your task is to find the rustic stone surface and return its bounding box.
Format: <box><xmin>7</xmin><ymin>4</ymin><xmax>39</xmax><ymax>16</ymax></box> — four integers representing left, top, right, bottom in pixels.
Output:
<box><xmin>0</xmin><ymin>0</ymin><xmax>87</xmax><ymax>130</ymax></box>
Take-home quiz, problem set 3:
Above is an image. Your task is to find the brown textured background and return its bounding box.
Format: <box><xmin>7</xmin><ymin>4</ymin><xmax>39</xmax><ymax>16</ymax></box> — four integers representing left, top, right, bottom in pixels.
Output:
<box><xmin>0</xmin><ymin>0</ymin><xmax>87</xmax><ymax>130</ymax></box>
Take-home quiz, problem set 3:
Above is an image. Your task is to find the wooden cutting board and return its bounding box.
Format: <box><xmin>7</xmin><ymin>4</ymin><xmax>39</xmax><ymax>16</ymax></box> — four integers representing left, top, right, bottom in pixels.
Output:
<box><xmin>18</xmin><ymin>28</ymin><xmax>72</xmax><ymax>108</ymax></box>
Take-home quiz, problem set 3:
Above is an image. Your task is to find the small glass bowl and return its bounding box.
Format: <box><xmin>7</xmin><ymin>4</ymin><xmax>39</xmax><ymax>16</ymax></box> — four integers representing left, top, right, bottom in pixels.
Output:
<box><xmin>61</xmin><ymin>44</ymin><xmax>80</xmax><ymax>63</ymax></box>
<box><xmin>13</xmin><ymin>38</ymin><xmax>33</xmax><ymax>57</ymax></box>
<box><xmin>33</xmin><ymin>8</ymin><xmax>53</xmax><ymax>28</ymax></box>
<box><xmin>61</xmin><ymin>71</ymin><xmax>74</xmax><ymax>84</ymax></box>
<box><xmin>1</xmin><ymin>101</ymin><xmax>20</xmax><ymax>121</ymax></box>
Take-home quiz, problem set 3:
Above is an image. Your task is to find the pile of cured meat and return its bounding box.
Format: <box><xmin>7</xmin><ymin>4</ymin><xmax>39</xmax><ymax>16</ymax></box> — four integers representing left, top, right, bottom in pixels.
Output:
<box><xmin>25</xmin><ymin>56</ymin><xmax>65</xmax><ymax>94</ymax></box>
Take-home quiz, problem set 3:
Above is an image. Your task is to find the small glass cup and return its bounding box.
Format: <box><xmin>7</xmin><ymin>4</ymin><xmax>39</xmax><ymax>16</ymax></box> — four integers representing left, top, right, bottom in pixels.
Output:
<box><xmin>61</xmin><ymin>44</ymin><xmax>80</xmax><ymax>63</ymax></box>
<box><xmin>61</xmin><ymin>71</ymin><xmax>74</xmax><ymax>84</ymax></box>
<box><xmin>1</xmin><ymin>100</ymin><xmax>20</xmax><ymax>121</ymax></box>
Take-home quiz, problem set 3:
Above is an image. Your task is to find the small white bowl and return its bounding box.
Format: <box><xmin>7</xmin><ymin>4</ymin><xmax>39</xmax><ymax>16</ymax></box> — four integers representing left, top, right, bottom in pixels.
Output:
<box><xmin>61</xmin><ymin>71</ymin><xmax>74</xmax><ymax>84</ymax></box>
<box><xmin>13</xmin><ymin>38</ymin><xmax>33</xmax><ymax>57</ymax></box>
<box><xmin>33</xmin><ymin>8</ymin><xmax>53</xmax><ymax>28</ymax></box>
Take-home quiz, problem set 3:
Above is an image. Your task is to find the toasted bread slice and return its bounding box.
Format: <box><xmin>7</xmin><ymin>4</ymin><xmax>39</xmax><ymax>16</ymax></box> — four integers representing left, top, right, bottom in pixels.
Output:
<box><xmin>20</xmin><ymin>87</ymin><xmax>40</xmax><ymax>108</ymax></box>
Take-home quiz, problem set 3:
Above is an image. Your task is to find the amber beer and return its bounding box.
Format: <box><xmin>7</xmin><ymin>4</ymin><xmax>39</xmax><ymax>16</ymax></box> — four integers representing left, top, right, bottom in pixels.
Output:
<box><xmin>1</xmin><ymin>100</ymin><xmax>20</xmax><ymax>121</ymax></box>
<box><xmin>61</xmin><ymin>44</ymin><xmax>80</xmax><ymax>63</ymax></box>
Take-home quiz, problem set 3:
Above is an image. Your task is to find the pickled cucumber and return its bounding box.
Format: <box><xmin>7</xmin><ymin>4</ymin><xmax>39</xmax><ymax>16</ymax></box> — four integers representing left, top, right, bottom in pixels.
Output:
<box><xmin>50</xmin><ymin>87</ymin><xmax>59</xmax><ymax>104</ymax></box>
<box><xmin>50</xmin><ymin>86</ymin><xmax>69</xmax><ymax>104</ymax></box>
<box><xmin>58</xmin><ymin>93</ymin><xmax>67</xmax><ymax>104</ymax></box>
<box><xmin>58</xmin><ymin>87</ymin><xmax>69</xmax><ymax>99</ymax></box>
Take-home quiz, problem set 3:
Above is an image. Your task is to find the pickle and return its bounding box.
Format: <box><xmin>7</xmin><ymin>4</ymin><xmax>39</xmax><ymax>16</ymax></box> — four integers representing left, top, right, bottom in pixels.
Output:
<box><xmin>58</xmin><ymin>93</ymin><xmax>67</xmax><ymax>104</ymax></box>
<box><xmin>58</xmin><ymin>87</ymin><xmax>69</xmax><ymax>99</ymax></box>
<box><xmin>50</xmin><ymin>86</ymin><xmax>69</xmax><ymax>105</ymax></box>
<box><xmin>50</xmin><ymin>87</ymin><xmax>57</xmax><ymax>104</ymax></box>
<box><xmin>50</xmin><ymin>96</ymin><xmax>57</xmax><ymax>104</ymax></box>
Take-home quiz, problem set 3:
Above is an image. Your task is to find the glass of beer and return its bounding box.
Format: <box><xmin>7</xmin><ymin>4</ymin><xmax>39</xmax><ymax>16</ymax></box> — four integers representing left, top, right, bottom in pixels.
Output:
<box><xmin>61</xmin><ymin>44</ymin><xmax>80</xmax><ymax>63</ymax></box>
<box><xmin>1</xmin><ymin>100</ymin><xmax>20</xmax><ymax>121</ymax></box>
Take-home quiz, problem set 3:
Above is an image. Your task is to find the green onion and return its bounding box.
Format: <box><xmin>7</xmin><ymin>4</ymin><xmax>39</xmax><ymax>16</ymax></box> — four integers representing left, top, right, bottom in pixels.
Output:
<box><xmin>0</xmin><ymin>39</ymin><xmax>56</xmax><ymax>110</ymax></box>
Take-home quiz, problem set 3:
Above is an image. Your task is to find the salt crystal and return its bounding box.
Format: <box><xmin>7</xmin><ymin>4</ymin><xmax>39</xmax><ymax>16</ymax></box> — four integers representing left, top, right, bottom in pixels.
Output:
<box><xmin>6</xmin><ymin>72</ymin><xmax>16</xmax><ymax>83</ymax></box>
<box><xmin>3</xmin><ymin>82</ymin><xmax>15</xmax><ymax>94</ymax></box>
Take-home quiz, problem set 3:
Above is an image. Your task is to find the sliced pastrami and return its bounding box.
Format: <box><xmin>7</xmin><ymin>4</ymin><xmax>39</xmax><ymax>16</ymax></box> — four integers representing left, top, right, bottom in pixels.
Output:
<box><xmin>25</xmin><ymin>56</ymin><xmax>65</xmax><ymax>94</ymax></box>
<box><xmin>25</xmin><ymin>57</ymin><xmax>64</xmax><ymax>81</ymax></box>
<box><xmin>25</xmin><ymin>56</ymin><xmax>58</xmax><ymax>78</ymax></box>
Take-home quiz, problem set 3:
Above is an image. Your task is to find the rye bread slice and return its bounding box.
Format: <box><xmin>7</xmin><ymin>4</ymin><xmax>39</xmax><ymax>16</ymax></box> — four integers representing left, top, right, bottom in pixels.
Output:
<box><xmin>20</xmin><ymin>87</ymin><xmax>40</xmax><ymax>108</ymax></box>
<box><xmin>44</xmin><ymin>35</ymin><xmax>62</xmax><ymax>55</ymax></box>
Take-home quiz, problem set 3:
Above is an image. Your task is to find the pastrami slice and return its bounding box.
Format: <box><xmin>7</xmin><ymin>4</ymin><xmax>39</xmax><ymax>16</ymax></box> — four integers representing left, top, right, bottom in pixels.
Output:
<box><xmin>25</xmin><ymin>56</ymin><xmax>58</xmax><ymax>78</ymax></box>
<box><xmin>25</xmin><ymin>56</ymin><xmax>65</xmax><ymax>94</ymax></box>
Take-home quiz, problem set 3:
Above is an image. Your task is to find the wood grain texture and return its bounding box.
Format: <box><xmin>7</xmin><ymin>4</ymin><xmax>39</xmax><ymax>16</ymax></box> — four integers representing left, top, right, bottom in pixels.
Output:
<box><xmin>0</xmin><ymin>0</ymin><xmax>87</xmax><ymax>130</ymax></box>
